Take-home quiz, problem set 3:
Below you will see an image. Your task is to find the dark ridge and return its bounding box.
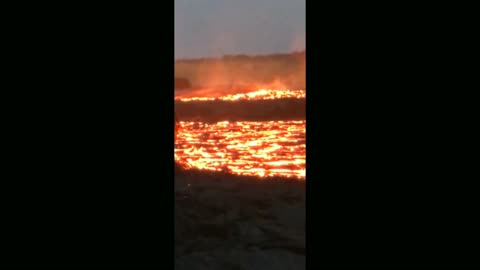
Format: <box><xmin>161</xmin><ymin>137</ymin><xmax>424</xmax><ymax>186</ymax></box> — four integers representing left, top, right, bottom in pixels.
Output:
<box><xmin>175</xmin><ymin>98</ymin><xmax>305</xmax><ymax>122</ymax></box>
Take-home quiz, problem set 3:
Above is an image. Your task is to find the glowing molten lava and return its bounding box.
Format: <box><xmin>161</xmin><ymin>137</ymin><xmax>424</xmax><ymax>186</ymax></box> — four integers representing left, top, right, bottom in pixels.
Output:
<box><xmin>176</xmin><ymin>89</ymin><xmax>305</xmax><ymax>102</ymax></box>
<box><xmin>174</xmin><ymin>120</ymin><xmax>306</xmax><ymax>179</ymax></box>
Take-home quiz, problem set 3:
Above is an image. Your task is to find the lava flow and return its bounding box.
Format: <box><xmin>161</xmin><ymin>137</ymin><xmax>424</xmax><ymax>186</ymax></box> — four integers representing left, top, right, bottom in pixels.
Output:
<box><xmin>175</xmin><ymin>89</ymin><xmax>305</xmax><ymax>102</ymax></box>
<box><xmin>174</xmin><ymin>120</ymin><xmax>306</xmax><ymax>179</ymax></box>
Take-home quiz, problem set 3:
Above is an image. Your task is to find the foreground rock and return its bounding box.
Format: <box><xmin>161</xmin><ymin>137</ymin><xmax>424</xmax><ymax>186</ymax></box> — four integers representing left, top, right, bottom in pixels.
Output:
<box><xmin>175</xmin><ymin>165</ymin><xmax>305</xmax><ymax>270</ymax></box>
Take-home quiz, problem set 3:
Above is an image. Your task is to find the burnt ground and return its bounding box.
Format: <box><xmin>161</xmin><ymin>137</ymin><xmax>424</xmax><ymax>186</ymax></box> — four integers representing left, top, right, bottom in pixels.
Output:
<box><xmin>175</xmin><ymin>164</ymin><xmax>305</xmax><ymax>270</ymax></box>
<box><xmin>175</xmin><ymin>98</ymin><xmax>305</xmax><ymax>122</ymax></box>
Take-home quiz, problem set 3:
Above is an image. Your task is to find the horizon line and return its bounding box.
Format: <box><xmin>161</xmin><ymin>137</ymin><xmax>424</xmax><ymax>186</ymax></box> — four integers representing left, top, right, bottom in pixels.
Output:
<box><xmin>175</xmin><ymin>49</ymin><xmax>305</xmax><ymax>62</ymax></box>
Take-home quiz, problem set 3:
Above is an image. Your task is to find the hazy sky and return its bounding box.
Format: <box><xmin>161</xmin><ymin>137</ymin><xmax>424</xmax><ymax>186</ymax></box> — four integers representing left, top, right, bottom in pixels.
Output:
<box><xmin>175</xmin><ymin>0</ymin><xmax>305</xmax><ymax>59</ymax></box>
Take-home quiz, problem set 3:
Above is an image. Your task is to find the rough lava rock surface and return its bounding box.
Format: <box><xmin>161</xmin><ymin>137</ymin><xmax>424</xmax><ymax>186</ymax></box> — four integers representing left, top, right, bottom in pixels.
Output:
<box><xmin>175</xmin><ymin>163</ymin><xmax>305</xmax><ymax>270</ymax></box>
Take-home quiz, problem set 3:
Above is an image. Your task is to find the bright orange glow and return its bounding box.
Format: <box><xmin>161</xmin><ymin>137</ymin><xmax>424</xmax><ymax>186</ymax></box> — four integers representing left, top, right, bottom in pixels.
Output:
<box><xmin>174</xmin><ymin>120</ymin><xmax>306</xmax><ymax>179</ymax></box>
<box><xmin>175</xmin><ymin>89</ymin><xmax>305</xmax><ymax>102</ymax></box>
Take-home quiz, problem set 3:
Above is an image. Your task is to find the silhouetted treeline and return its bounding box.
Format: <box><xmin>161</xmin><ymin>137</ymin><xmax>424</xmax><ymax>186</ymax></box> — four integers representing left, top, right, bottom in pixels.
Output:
<box><xmin>175</xmin><ymin>50</ymin><xmax>305</xmax><ymax>64</ymax></box>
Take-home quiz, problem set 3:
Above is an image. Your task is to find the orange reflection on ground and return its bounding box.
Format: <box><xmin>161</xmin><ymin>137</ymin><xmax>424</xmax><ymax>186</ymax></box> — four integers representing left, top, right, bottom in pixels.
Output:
<box><xmin>174</xmin><ymin>120</ymin><xmax>306</xmax><ymax>179</ymax></box>
<box><xmin>176</xmin><ymin>89</ymin><xmax>305</xmax><ymax>102</ymax></box>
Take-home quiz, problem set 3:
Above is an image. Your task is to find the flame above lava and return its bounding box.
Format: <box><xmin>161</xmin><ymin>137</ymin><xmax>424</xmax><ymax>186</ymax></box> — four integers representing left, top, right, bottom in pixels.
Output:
<box><xmin>176</xmin><ymin>89</ymin><xmax>305</xmax><ymax>102</ymax></box>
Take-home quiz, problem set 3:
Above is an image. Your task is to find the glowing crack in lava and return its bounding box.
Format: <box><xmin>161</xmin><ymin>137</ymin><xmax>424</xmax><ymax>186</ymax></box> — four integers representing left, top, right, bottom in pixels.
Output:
<box><xmin>175</xmin><ymin>89</ymin><xmax>305</xmax><ymax>102</ymax></box>
<box><xmin>174</xmin><ymin>120</ymin><xmax>306</xmax><ymax>179</ymax></box>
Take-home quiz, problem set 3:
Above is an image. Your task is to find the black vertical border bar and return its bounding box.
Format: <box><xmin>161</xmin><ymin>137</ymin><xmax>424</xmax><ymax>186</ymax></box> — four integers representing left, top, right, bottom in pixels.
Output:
<box><xmin>1</xmin><ymin>2</ymin><xmax>175</xmax><ymax>269</ymax></box>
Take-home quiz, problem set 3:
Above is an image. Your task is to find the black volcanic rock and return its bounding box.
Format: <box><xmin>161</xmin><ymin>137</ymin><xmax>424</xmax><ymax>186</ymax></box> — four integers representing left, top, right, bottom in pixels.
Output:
<box><xmin>175</xmin><ymin>98</ymin><xmax>305</xmax><ymax>122</ymax></box>
<box><xmin>175</xmin><ymin>166</ymin><xmax>305</xmax><ymax>269</ymax></box>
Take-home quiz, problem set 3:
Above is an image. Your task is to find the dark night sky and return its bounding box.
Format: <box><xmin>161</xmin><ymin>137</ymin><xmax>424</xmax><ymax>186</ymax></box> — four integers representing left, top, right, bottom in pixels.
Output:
<box><xmin>175</xmin><ymin>0</ymin><xmax>305</xmax><ymax>59</ymax></box>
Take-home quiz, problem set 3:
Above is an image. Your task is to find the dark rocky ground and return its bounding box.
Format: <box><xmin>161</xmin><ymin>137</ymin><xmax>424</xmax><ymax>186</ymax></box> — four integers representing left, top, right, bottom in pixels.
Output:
<box><xmin>175</xmin><ymin>98</ymin><xmax>305</xmax><ymax>122</ymax></box>
<box><xmin>175</xmin><ymin>163</ymin><xmax>305</xmax><ymax>270</ymax></box>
